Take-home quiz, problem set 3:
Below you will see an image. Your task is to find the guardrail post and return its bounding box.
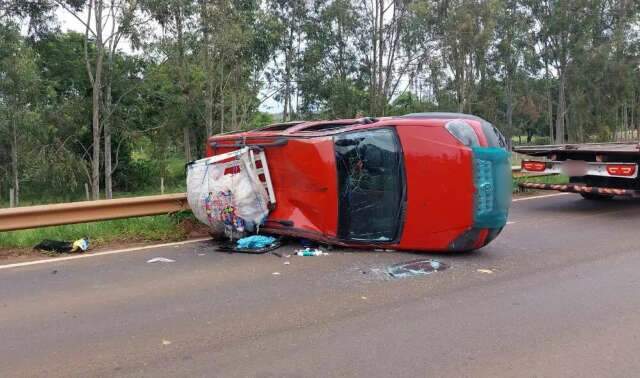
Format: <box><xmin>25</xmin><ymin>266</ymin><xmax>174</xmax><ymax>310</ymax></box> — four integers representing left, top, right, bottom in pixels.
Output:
<box><xmin>85</xmin><ymin>183</ymin><xmax>90</xmax><ymax>201</ymax></box>
<box><xmin>161</xmin><ymin>177</ymin><xmax>165</xmax><ymax>194</ymax></box>
<box><xmin>9</xmin><ymin>188</ymin><xmax>15</xmax><ymax>208</ymax></box>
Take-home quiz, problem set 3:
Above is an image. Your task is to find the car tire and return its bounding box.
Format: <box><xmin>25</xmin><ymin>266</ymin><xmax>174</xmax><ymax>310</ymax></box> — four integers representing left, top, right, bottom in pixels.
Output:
<box><xmin>580</xmin><ymin>192</ymin><xmax>614</xmax><ymax>200</ymax></box>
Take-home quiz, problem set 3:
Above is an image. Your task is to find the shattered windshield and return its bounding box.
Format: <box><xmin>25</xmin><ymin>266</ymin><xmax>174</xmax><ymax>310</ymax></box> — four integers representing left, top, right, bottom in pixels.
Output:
<box><xmin>334</xmin><ymin>128</ymin><xmax>405</xmax><ymax>241</ymax></box>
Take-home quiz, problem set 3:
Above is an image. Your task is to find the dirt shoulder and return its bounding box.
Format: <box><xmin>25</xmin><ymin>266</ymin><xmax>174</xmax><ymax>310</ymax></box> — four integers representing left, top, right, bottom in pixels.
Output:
<box><xmin>0</xmin><ymin>219</ymin><xmax>210</xmax><ymax>265</ymax></box>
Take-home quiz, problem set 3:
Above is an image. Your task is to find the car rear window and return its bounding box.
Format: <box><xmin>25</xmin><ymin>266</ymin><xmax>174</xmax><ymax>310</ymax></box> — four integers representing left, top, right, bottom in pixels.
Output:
<box><xmin>334</xmin><ymin>128</ymin><xmax>404</xmax><ymax>241</ymax></box>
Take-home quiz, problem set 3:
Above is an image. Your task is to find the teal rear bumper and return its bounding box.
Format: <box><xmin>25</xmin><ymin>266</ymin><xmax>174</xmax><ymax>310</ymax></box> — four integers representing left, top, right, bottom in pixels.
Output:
<box><xmin>472</xmin><ymin>147</ymin><xmax>511</xmax><ymax>229</ymax></box>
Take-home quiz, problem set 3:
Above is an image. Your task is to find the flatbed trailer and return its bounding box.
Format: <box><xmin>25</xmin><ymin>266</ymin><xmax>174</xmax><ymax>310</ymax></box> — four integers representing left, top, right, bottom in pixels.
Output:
<box><xmin>514</xmin><ymin>142</ymin><xmax>640</xmax><ymax>199</ymax></box>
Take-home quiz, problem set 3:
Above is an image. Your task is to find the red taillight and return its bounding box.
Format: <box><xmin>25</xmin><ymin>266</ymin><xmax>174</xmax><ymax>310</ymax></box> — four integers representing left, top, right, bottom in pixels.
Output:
<box><xmin>522</xmin><ymin>161</ymin><xmax>546</xmax><ymax>172</ymax></box>
<box><xmin>606</xmin><ymin>164</ymin><xmax>636</xmax><ymax>176</ymax></box>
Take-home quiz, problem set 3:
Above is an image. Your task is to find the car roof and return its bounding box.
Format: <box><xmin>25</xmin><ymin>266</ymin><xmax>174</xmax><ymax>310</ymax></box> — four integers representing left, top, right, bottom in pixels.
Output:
<box><xmin>207</xmin><ymin>113</ymin><xmax>486</xmax><ymax>143</ymax></box>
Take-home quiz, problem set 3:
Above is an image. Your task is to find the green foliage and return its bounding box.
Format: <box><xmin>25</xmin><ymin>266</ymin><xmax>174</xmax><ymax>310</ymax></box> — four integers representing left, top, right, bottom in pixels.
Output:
<box><xmin>387</xmin><ymin>93</ymin><xmax>437</xmax><ymax>115</ymax></box>
<box><xmin>249</xmin><ymin>112</ymin><xmax>275</xmax><ymax>129</ymax></box>
<box><xmin>116</xmin><ymin>156</ymin><xmax>186</xmax><ymax>194</ymax></box>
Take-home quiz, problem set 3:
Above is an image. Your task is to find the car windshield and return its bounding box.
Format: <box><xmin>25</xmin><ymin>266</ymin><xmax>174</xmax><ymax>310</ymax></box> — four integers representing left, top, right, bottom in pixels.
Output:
<box><xmin>334</xmin><ymin>128</ymin><xmax>405</xmax><ymax>241</ymax></box>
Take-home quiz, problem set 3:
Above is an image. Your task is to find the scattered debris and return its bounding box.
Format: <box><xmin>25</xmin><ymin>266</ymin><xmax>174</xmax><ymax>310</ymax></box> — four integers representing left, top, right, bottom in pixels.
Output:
<box><xmin>386</xmin><ymin>259</ymin><xmax>447</xmax><ymax>279</ymax></box>
<box><xmin>51</xmin><ymin>270</ymin><xmax>58</xmax><ymax>275</ymax></box>
<box><xmin>283</xmin><ymin>261</ymin><xmax>290</xmax><ymax>265</ymax></box>
<box><xmin>197</xmin><ymin>253</ymin><xmax>206</xmax><ymax>256</ymax></box>
<box><xmin>34</xmin><ymin>238</ymin><xmax>89</xmax><ymax>254</ymax></box>
<box><xmin>237</xmin><ymin>235</ymin><xmax>276</xmax><ymax>249</ymax></box>
<box><xmin>272</xmin><ymin>272</ymin><xmax>281</xmax><ymax>276</ymax></box>
<box><xmin>295</xmin><ymin>248</ymin><xmax>327</xmax><ymax>256</ymax></box>
<box><xmin>361</xmin><ymin>296</ymin><xmax>368</xmax><ymax>300</ymax></box>
<box><xmin>477</xmin><ymin>269</ymin><xmax>494</xmax><ymax>274</ymax></box>
<box><xmin>147</xmin><ymin>257</ymin><xmax>175</xmax><ymax>263</ymax></box>
<box><xmin>72</xmin><ymin>238</ymin><xmax>90</xmax><ymax>252</ymax></box>
<box><xmin>162</xmin><ymin>340</ymin><xmax>172</xmax><ymax>346</ymax></box>
<box><xmin>216</xmin><ymin>237</ymin><xmax>282</xmax><ymax>254</ymax></box>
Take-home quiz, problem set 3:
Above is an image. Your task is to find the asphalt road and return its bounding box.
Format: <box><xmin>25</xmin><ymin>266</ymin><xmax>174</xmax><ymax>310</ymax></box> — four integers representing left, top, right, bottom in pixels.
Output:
<box><xmin>2</xmin><ymin>193</ymin><xmax>640</xmax><ymax>377</ymax></box>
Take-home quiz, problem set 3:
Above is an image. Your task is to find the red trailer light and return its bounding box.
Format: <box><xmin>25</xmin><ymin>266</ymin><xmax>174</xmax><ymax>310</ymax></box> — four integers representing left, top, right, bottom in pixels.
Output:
<box><xmin>522</xmin><ymin>161</ymin><xmax>546</xmax><ymax>172</ymax></box>
<box><xmin>606</xmin><ymin>164</ymin><xmax>636</xmax><ymax>176</ymax></box>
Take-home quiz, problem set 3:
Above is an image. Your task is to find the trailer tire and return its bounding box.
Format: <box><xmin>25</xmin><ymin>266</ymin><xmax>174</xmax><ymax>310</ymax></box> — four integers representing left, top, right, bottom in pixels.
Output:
<box><xmin>580</xmin><ymin>192</ymin><xmax>614</xmax><ymax>200</ymax></box>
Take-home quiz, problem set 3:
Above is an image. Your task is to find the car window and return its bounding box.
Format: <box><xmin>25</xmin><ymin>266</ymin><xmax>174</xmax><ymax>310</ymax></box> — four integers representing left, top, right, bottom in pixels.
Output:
<box><xmin>334</xmin><ymin>128</ymin><xmax>404</xmax><ymax>241</ymax></box>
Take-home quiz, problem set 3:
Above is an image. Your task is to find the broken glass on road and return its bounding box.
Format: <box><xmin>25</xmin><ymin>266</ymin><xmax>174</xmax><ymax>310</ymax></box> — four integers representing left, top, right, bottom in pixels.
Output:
<box><xmin>386</xmin><ymin>259</ymin><xmax>448</xmax><ymax>278</ymax></box>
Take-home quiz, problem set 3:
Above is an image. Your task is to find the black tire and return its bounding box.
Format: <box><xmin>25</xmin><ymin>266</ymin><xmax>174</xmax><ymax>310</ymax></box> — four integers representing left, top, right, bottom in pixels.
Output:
<box><xmin>580</xmin><ymin>192</ymin><xmax>614</xmax><ymax>200</ymax></box>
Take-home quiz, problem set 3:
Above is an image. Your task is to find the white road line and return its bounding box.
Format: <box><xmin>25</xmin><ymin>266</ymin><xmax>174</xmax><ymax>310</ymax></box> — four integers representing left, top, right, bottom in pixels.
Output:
<box><xmin>513</xmin><ymin>193</ymin><xmax>570</xmax><ymax>202</ymax></box>
<box><xmin>0</xmin><ymin>238</ymin><xmax>211</xmax><ymax>270</ymax></box>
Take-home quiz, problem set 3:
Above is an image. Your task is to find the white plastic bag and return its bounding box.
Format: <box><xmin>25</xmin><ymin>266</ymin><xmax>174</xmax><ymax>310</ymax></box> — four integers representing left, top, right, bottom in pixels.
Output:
<box><xmin>187</xmin><ymin>148</ymin><xmax>270</xmax><ymax>236</ymax></box>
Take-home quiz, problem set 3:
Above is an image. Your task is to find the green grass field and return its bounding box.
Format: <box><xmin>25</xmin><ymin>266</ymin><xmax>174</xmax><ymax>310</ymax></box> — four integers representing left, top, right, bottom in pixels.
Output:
<box><xmin>0</xmin><ymin>215</ymin><xmax>188</xmax><ymax>250</ymax></box>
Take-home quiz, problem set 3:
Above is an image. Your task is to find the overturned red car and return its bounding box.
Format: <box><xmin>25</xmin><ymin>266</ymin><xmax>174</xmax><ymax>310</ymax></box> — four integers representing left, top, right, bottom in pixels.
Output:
<box><xmin>201</xmin><ymin>113</ymin><xmax>511</xmax><ymax>252</ymax></box>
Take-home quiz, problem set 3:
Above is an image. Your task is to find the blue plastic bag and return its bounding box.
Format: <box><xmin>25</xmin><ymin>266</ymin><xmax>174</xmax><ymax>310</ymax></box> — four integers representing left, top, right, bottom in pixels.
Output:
<box><xmin>236</xmin><ymin>235</ymin><xmax>276</xmax><ymax>249</ymax></box>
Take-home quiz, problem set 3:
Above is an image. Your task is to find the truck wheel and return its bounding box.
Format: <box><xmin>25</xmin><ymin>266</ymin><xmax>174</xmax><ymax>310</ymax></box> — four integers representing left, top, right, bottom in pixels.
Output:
<box><xmin>580</xmin><ymin>192</ymin><xmax>614</xmax><ymax>200</ymax></box>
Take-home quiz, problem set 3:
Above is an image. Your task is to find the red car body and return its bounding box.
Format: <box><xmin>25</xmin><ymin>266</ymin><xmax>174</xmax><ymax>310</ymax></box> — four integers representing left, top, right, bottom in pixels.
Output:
<box><xmin>206</xmin><ymin>113</ymin><xmax>511</xmax><ymax>252</ymax></box>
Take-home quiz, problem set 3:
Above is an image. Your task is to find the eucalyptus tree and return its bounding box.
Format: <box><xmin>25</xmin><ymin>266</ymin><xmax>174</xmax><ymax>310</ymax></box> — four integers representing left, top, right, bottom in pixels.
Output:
<box><xmin>264</xmin><ymin>0</ymin><xmax>309</xmax><ymax>121</ymax></box>
<box><xmin>297</xmin><ymin>0</ymin><xmax>366</xmax><ymax>117</ymax></box>
<box><xmin>0</xmin><ymin>24</ymin><xmax>43</xmax><ymax>205</ymax></box>
<box><xmin>140</xmin><ymin>0</ymin><xmax>198</xmax><ymax>161</ymax></box>
<box><xmin>493</xmin><ymin>0</ymin><xmax>534</xmax><ymax>139</ymax></box>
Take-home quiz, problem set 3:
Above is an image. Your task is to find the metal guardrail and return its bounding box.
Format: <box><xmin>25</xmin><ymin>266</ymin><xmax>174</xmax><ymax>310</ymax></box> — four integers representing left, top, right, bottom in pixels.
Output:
<box><xmin>0</xmin><ymin>193</ymin><xmax>188</xmax><ymax>232</ymax></box>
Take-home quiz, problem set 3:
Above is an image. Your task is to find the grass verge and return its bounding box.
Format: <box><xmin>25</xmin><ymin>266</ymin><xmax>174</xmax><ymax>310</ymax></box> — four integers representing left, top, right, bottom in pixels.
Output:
<box><xmin>0</xmin><ymin>214</ymin><xmax>192</xmax><ymax>250</ymax></box>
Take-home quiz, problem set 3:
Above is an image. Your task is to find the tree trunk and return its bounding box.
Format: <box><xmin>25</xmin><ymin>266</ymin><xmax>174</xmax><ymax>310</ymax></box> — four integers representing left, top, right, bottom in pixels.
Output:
<box><xmin>283</xmin><ymin>42</ymin><xmax>291</xmax><ymax>121</ymax></box>
<box><xmin>205</xmin><ymin>75</ymin><xmax>213</xmax><ymax>136</ymax></box>
<box><xmin>104</xmin><ymin>77</ymin><xmax>113</xmax><ymax>199</ymax></box>
<box><xmin>457</xmin><ymin>62</ymin><xmax>464</xmax><ymax>112</ymax></box>
<box><xmin>220</xmin><ymin>64</ymin><xmax>225</xmax><ymax>132</ymax></box>
<box><xmin>466</xmin><ymin>53</ymin><xmax>474</xmax><ymax>113</ymax></box>
<box><xmin>505</xmin><ymin>77</ymin><xmax>513</xmax><ymax>140</ymax></box>
<box><xmin>11</xmin><ymin>116</ymin><xmax>19</xmax><ymax>206</ymax></box>
<box><xmin>547</xmin><ymin>82</ymin><xmax>553</xmax><ymax>142</ymax></box>
<box><xmin>282</xmin><ymin>89</ymin><xmax>289</xmax><ymax>122</ymax></box>
<box><xmin>91</xmin><ymin>0</ymin><xmax>104</xmax><ymax>200</ymax></box>
<box><xmin>452</xmin><ymin>45</ymin><xmax>464</xmax><ymax>112</ymax></box>
<box><xmin>543</xmin><ymin>41</ymin><xmax>553</xmax><ymax>143</ymax></box>
<box><xmin>174</xmin><ymin>4</ymin><xmax>191</xmax><ymax>159</ymax></box>
<box><xmin>231</xmin><ymin>90</ymin><xmax>237</xmax><ymax>131</ymax></box>
<box><xmin>431</xmin><ymin>65</ymin><xmax>440</xmax><ymax>103</ymax></box>
<box><xmin>201</xmin><ymin>0</ymin><xmax>213</xmax><ymax>137</ymax></box>
<box><xmin>92</xmin><ymin>76</ymin><xmax>102</xmax><ymax>199</ymax></box>
<box><xmin>555</xmin><ymin>71</ymin><xmax>566</xmax><ymax>144</ymax></box>
<box><xmin>377</xmin><ymin>0</ymin><xmax>384</xmax><ymax>115</ymax></box>
<box><xmin>369</xmin><ymin>0</ymin><xmax>378</xmax><ymax>115</ymax></box>
<box><xmin>183</xmin><ymin>126</ymin><xmax>192</xmax><ymax>162</ymax></box>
